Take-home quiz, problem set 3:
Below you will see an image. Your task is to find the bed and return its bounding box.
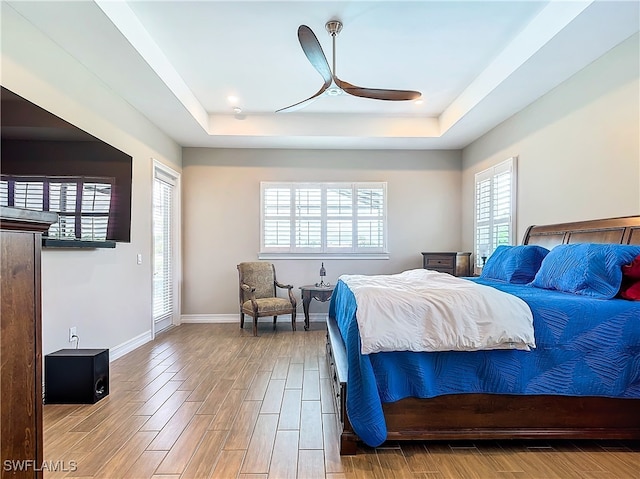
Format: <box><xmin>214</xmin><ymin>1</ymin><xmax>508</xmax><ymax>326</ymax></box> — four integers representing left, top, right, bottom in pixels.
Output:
<box><xmin>325</xmin><ymin>215</ymin><xmax>640</xmax><ymax>454</ymax></box>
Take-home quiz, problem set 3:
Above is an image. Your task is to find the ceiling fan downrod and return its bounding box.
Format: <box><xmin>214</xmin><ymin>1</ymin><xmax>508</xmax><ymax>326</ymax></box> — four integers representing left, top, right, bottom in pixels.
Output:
<box><xmin>325</xmin><ymin>21</ymin><xmax>342</xmax><ymax>79</ymax></box>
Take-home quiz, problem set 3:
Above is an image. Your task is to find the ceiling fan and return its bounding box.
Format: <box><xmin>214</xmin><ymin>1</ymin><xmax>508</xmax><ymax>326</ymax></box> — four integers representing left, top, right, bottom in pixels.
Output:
<box><xmin>276</xmin><ymin>20</ymin><xmax>422</xmax><ymax>113</ymax></box>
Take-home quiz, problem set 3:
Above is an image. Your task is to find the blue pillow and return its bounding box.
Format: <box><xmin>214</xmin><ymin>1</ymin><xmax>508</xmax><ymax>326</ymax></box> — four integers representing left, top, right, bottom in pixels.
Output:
<box><xmin>529</xmin><ymin>243</ymin><xmax>640</xmax><ymax>299</ymax></box>
<box><xmin>480</xmin><ymin>245</ymin><xmax>550</xmax><ymax>283</ymax></box>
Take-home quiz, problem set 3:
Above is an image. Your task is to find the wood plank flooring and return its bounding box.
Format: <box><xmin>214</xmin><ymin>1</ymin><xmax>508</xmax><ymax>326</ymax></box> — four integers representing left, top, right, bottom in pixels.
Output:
<box><xmin>43</xmin><ymin>323</ymin><xmax>639</xmax><ymax>478</ymax></box>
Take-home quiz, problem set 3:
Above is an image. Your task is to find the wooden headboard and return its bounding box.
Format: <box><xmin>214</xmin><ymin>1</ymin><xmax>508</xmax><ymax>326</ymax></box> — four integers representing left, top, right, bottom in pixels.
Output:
<box><xmin>523</xmin><ymin>215</ymin><xmax>640</xmax><ymax>249</ymax></box>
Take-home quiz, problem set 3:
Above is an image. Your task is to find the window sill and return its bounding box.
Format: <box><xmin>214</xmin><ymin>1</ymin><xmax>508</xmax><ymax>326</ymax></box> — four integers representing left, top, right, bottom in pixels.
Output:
<box><xmin>258</xmin><ymin>253</ymin><xmax>389</xmax><ymax>260</ymax></box>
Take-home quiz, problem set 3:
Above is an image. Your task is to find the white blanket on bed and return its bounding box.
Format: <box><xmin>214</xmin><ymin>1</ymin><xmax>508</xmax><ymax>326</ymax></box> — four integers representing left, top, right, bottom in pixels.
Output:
<box><xmin>340</xmin><ymin>269</ymin><xmax>535</xmax><ymax>355</ymax></box>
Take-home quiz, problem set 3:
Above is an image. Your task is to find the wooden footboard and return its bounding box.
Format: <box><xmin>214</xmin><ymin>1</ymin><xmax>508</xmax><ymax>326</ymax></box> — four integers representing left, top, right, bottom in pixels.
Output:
<box><xmin>326</xmin><ymin>315</ymin><xmax>640</xmax><ymax>455</ymax></box>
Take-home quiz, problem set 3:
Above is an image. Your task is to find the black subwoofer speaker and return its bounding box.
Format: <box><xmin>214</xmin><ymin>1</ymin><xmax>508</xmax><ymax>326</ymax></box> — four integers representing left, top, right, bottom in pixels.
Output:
<box><xmin>45</xmin><ymin>348</ymin><xmax>109</xmax><ymax>404</ymax></box>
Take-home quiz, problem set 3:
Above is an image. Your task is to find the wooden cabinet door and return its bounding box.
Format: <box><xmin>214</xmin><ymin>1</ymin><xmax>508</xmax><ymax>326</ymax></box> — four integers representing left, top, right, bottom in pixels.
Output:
<box><xmin>1</xmin><ymin>231</ymin><xmax>43</xmax><ymax>479</ymax></box>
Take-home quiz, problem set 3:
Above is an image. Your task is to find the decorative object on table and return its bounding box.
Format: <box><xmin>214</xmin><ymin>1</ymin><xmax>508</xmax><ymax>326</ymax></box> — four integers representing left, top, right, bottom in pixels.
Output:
<box><xmin>316</xmin><ymin>262</ymin><xmax>330</xmax><ymax>287</ymax></box>
<box><xmin>480</xmin><ymin>245</ymin><xmax>489</xmax><ymax>267</ymax></box>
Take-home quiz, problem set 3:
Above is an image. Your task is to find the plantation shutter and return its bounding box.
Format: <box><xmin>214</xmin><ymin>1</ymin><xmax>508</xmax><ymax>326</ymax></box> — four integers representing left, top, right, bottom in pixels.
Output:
<box><xmin>356</xmin><ymin>185</ymin><xmax>385</xmax><ymax>249</ymax></box>
<box><xmin>326</xmin><ymin>187</ymin><xmax>353</xmax><ymax>249</ymax></box>
<box><xmin>263</xmin><ymin>187</ymin><xmax>292</xmax><ymax>250</ymax></box>
<box><xmin>295</xmin><ymin>187</ymin><xmax>322</xmax><ymax>251</ymax></box>
<box><xmin>261</xmin><ymin>182</ymin><xmax>387</xmax><ymax>255</ymax></box>
<box><xmin>474</xmin><ymin>158</ymin><xmax>517</xmax><ymax>269</ymax></box>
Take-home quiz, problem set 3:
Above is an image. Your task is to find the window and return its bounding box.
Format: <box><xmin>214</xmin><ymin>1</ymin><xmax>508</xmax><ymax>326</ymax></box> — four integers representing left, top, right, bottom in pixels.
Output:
<box><xmin>474</xmin><ymin>157</ymin><xmax>517</xmax><ymax>269</ymax></box>
<box><xmin>0</xmin><ymin>175</ymin><xmax>114</xmax><ymax>241</ymax></box>
<box><xmin>260</xmin><ymin>182</ymin><xmax>387</xmax><ymax>257</ymax></box>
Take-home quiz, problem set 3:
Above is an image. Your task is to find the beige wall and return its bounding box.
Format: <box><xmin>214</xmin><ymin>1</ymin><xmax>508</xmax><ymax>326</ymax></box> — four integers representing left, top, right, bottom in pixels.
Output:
<box><xmin>462</xmin><ymin>33</ymin><xmax>640</xmax><ymax>253</ymax></box>
<box><xmin>182</xmin><ymin>148</ymin><xmax>462</xmax><ymax>315</ymax></box>
<box><xmin>2</xmin><ymin>6</ymin><xmax>182</xmax><ymax>356</ymax></box>
<box><xmin>5</xmin><ymin>0</ymin><xmax>638</xmax><ymax>347</ymax></box>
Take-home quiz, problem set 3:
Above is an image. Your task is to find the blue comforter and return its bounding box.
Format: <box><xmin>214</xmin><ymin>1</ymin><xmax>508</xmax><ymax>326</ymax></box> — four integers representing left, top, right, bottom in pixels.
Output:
<box><xmin>328</xmin><ymin>277</ymin><xmax>640</xmax><ymax>447</ymax></box>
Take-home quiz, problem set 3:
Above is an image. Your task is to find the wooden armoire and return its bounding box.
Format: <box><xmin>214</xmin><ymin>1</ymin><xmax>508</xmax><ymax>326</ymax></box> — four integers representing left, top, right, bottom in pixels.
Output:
<box><xmin>1</xmin><ymin>207</ymin><xmax>57</xmax><ymax>479</ymax></box>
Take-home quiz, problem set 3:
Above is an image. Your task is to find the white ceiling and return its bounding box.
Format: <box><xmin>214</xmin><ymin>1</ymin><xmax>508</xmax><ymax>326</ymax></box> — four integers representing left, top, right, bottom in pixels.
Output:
<box><xmin>5</xmin><ymin>1</ymin><xmax>639</xmax><ymax>150</ymax></box>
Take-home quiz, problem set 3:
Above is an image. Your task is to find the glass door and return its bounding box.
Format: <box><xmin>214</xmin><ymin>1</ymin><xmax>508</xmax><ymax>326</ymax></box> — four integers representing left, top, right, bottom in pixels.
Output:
<box><xmin>153</xmin><ymin>163</ymin><xmax>179</xmax><ymax>333</ymax></box>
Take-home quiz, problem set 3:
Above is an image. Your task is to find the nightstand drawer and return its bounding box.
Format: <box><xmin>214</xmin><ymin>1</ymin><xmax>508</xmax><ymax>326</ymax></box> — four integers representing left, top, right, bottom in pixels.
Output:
<box><xmin>432</xmin><ymin>267</ymin><xmax>455</xmax><ymax>275</ymax></box>
<box><xmin>421</xmin><ymin>252</ymin><xmax>472</xmax><ymax>277</ymax></box>
<box><xmin>424</xmin><ymin>256</ymin><xmax>454</xmax><ymax>268</ymax></box>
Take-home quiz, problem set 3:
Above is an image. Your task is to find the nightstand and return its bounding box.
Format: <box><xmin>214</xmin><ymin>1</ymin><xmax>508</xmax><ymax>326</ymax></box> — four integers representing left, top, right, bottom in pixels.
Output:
<box><xmin>299</xmin><ymin>284</ymin><xmax>335</xmax><ymax>331</ymax></box>
<box><xmin>421</xmin><ymin>252</ymin><xmax>472</xmax><ymax>277</ymax></box>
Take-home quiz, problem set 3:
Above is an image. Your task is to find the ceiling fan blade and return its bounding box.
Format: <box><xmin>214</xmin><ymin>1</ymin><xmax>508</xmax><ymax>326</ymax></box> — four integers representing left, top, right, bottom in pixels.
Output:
<box><xmin>297</xmin><ymin>25</ymin><xmax>333</xmax><ymax>85</ymax></box>
<box><xmin>276</xmin><ymin>82</ymin><xmax>330</xmax><ymax>113</ymax></box>
<box><xmin>334</xmin><ymin>77</ymin><xmax>421</xmax><ymax>101</ymax></box>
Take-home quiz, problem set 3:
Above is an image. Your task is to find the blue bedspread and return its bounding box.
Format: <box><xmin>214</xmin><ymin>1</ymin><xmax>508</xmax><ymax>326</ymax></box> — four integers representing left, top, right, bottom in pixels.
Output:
<box><xmin>328</xmin><ymin>277</ymin><xmax>640</xmax><ymax>447</ymax></box>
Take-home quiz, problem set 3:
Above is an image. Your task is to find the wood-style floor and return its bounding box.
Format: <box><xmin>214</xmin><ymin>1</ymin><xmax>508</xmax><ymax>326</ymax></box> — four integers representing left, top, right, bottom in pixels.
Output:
<box><xmin>43</xmin><ymin>323</ymin><xmax>639</xmax><ymax>479</ymax></box>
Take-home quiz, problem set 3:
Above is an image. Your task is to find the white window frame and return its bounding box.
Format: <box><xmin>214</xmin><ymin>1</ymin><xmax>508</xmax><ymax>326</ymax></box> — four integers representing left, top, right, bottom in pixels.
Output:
<box><xmin>474</xmin><ymin>157</ymin><xmax>517</xmax><ymax>273</ymax></box>
<box><xmin>259</xmin><ymin>182</ymin><xmax>389</xmax><ymax>259</ymax></box>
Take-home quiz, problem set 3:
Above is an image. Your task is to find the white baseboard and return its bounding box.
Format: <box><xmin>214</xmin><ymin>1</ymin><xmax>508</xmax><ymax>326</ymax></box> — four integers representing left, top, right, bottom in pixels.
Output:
<box><xmin>109</xmin><ymin>329</ymin><xmax>153</xmax><ymax>361</ymax></box>
<box><xmin>180</xmin><ymin>313</ymin><xmax>327</xmax><ymax>324</ymax></box>
<box><xmin>181</xmin><ymin>314</ymin><xmax>236</xmax><ymax>323</ymax></box>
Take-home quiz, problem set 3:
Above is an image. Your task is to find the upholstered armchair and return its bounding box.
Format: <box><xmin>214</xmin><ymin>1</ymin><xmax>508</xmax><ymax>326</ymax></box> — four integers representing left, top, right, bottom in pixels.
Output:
<box><xmin>237</xmin><ymin>262</ymin><xmax>297</xmax><ymax>336</ymax></box>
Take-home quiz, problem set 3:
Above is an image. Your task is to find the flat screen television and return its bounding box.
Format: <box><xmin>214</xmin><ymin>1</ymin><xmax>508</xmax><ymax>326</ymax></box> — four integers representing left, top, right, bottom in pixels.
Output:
<box><xmin>1</xmin><ymin>86</ymin><xmax>132</xmax><ymax>247</ymax></box>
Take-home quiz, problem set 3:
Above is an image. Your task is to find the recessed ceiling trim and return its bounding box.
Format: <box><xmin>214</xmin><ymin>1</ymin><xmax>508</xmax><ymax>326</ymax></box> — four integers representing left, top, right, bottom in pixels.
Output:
<box><xmin>208</xmin><ymin>114</ymin><xmax>441</xmax><ymax>139</ymax></box>
<box><xmin>440</xmin><ymin>0</ymin><xmax>593</xmax><ymax>134</ymax></box>
<box><xmin>94</xmin><ymin>0</ymin><xmax>209</xmax><ymax>132</ymax></box>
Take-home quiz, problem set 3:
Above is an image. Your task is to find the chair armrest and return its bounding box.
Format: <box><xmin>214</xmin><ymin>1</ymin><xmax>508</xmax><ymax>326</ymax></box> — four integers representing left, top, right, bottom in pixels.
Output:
<box><xmin>275</xmin><ymin>280</ymin><xmax>293</xmax><ymax>290</ymax></box>
<box><xmin>241</xmin><ymin>283</ymin><xmax>256</xmax><ymax>300</ymax></box>
<box><xmin>274</xmin><ymin>281</ymin><xmax>296</xmax><ymax>307</ymax></box>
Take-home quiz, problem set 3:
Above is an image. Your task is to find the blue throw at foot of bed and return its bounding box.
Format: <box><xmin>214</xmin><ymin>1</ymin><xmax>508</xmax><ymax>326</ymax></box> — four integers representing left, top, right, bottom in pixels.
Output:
<box><xmin>328</xmin><ymin>277</ymin><xmax>640</xmax><ymax>447</ymax></box>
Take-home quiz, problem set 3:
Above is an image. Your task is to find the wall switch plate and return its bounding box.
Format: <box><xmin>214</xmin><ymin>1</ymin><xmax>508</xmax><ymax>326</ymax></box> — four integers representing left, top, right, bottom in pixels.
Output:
<box><xmin>69</xmin><ymin>327</ymin><xmax>77</xmax><ymax>342</ymax></box>
<box><xmin>137</xmin><ymin>253</ymin><xmax>143</xmax><ymax>265</ymax></box>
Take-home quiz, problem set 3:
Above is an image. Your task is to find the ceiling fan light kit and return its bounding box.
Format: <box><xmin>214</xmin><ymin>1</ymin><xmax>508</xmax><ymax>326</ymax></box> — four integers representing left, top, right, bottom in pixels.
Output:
<box><xmin>276</xmin><ymin>20</ymin><xmax>422</xmax><ymax>112</ymax></box>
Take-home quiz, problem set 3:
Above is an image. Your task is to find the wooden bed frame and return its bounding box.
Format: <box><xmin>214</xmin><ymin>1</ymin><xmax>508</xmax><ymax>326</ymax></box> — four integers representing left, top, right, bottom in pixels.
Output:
<box><xmin>326</xmin><ymin>215</ymin><xmax>640</xmax><ymax>455</ymax></box>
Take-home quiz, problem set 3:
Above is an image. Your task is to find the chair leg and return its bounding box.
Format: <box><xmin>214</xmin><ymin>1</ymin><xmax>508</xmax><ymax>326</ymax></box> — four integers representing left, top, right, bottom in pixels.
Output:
<box><xmin>273</xmin><ymin>315</ymin><xmax>277</xmax><ymax>329</ymax></box>
<box><xmin>240</xmin><ymin>312</ymin><xmax>245</xmax><ymax>329</ymax></box>
<box><xmin>291</xmin><ymin>310</ymin><xmax>296</xmax><ymax>331</ymax></box>
<box><xmin>253</xmin><ymin>317</ymin><xmax>258</xmax><ymax>337</ymax></box>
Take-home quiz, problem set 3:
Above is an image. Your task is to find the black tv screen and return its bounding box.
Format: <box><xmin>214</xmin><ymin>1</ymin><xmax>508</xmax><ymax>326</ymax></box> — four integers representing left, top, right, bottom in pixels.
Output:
<box><xmin>1</xmin><ymin>87</ymin><xmax>132</xmax><ymax>245</ymax></box>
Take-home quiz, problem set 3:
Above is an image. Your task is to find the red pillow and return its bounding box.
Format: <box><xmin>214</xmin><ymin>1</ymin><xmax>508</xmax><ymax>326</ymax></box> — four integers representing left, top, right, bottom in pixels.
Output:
<box><xmin>621</xmin><ymin>281</ymin><xmax>640</xmax><ymax>300</ymax></box>
<box><xmin>622</xmin><ymin>254</ymin><xmax>640</xmax><ymax>280</ymax></box>
<box><xmin>620</xmin><ymin>254</ymin><xmax>640</xmax><ymax>300</ymax></box>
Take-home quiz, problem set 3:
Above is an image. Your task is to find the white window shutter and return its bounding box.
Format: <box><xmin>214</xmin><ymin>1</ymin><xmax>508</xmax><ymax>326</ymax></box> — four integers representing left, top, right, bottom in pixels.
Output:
<box><xmin>474</xmin><ymin>157</ymin><xmax>517</xmax><ymax>269</ymax></box>
<box><xmin>262</xmin><ymin>186</ymin><xmax>292</xmax><ymax>250</ymax></box>
<box><xmin>261</xmin><ymin>182</ymin><xmax>387</xmax><ymax>255</ymax></box>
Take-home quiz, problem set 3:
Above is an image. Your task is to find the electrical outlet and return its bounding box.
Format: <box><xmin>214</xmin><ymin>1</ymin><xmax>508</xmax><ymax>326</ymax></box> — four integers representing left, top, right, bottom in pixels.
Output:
<box><xmin>69</xmin><ymin>327</ymin><xmax>77</xmax><ymax>342</ymax></box>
